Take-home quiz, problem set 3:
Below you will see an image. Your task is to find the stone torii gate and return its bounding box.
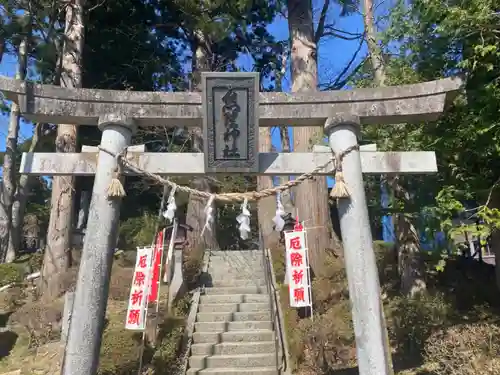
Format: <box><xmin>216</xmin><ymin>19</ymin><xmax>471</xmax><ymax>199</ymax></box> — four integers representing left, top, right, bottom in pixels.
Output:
<box><xmin>0</xmin><ymin>72</ymin><xmax>462</xmax><ymax>375</ymax></box>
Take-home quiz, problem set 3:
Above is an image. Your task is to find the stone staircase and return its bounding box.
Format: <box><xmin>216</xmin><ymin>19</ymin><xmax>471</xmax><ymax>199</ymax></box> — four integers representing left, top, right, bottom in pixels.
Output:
<box><xmin>186</xmin><ymin>250</ymin><xmax>278</xmax><ymax>375</ymax></box>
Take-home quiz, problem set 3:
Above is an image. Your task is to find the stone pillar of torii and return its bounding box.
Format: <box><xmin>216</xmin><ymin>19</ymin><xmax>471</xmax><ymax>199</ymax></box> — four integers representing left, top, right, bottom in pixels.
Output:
<box><xmin>0</xmin><ymin>72</ymin><xmax>463</xmax><ymax>375</ymax></box>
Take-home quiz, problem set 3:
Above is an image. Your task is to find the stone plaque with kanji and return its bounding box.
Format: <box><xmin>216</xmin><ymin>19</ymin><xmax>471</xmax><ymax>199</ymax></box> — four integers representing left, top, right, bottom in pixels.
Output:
<box><xmin>202</xmin><ymin>72</ymin><xmax>259</xmax><ymax>173</ymax></box>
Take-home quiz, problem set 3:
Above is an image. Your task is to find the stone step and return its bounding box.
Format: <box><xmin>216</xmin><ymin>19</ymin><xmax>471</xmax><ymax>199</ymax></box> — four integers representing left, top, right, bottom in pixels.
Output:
<box><xmin>208</xmin><ymin>256</ymin><xmax>263</xmax><ymax>262</ymax></box>
<box><xmin>207</xmin><ymin>268</ymin><xmax>265</xmax><ymax>275</ymax></box>
<box><xmin>194</xmin><ymin>321</ymin><xmax>273</xmax><ymax>332</ymax></box>
<box><xmin>208</xmin><ymin>261</ymin><xmax>263</xmax><ymax>266</ymax></box>
<box><xmin>193</xmin><ymin>330</ymin><xmax>274</xmax><ymax>344</ymax></box>
<box><xmin>207</xmin><ymin>267</ymin><xmax>265</xmax><ymax>276</ymax></box>
<box><xmin>186</xmin><ymin>367</ymin><xmax>278</xmax><ymax>375</ymax></box>
<box><xmin>204</xmin><ymin>274</ymin><xmax>266</xmax><ymax>283</ymax></box>
<box><xmin>206</xmin><ymin>279</ymin><xmax>266</xmax><ymax>288</ymax></box>
<box><xmin>191</xmin><ymin>341</ymin><xmax>276</xmax><ymax>356</ymax></box>
<box><xmin>208</xmin><ymin>259</ymin><xmax>263</xmax><ymax>265</ymax></box>
<box><xmin>209</xmin><ymin>250</ymin><xmax>261</xmax><ymax>256</ymax></box>
<box><xmin>196</xmin><ymin>311</ymin><xmax>271</xmax><ymax>323</ymax></box>
<box><xmin>207</xmin><ymin>266</ymin><xmax>265</xmax><ymax>272</ymax></box>
<box><xmin>203</xmin><ymin>286</ymin><xmax>265</xmax><ymax>295</ymax></box>
<box><xmin>200</xmin><ymin>294</ymin><xmax>269</xmax><ymax>304</ymax></box>
<box><xmin>189</xmin><ymin>353</ymin><xmax>276</xmax><ymax>368</ymax></box>
<box><xmin>198</xmin><ymin>303</ymin><xmax>270</xmax><ymax>313</ymax></box>
<box><xmin>208</xmin><ymin>262</ymin><xmax>263</xmax><ymax>267</ymax></box>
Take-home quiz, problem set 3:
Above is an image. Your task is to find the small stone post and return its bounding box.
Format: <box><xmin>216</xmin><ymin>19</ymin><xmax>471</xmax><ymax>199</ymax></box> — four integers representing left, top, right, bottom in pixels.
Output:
<box><xmin>62</xmin><ymin>115</ymin><xmax>136</xmax><ymax>375</ymax></box>
<box><xmin>325</xmin><ymin>115</ymin><xmax>391</xmax><ymax>375</ymax></box>
<box><xmin>61</xmin><ymin>291</ymin><xmax>75</xmax><ymax>344</ymax></box>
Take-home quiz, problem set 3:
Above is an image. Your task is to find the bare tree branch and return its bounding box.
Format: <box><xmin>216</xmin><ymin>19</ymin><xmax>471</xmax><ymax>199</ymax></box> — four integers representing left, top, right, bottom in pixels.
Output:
<box><xmin>314</xmin><ymin>0</ymin><xmax>331</xmax><ymax>44</ymax></box>
<box><xmin>321</xmin><ymin>37</ymin><xmax>366</xmax><ymax>90</ymax></box>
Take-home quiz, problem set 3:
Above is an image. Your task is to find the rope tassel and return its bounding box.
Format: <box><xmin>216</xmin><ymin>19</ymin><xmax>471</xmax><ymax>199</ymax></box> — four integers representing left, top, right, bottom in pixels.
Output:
<box><xmin>329</xmin><ymin>148</ymin><xmax>357</xmax><ymax>199</ymax></box>
<box><xmin>107</xmin><ymin>150</ymin><xmax>127</xmax><ymax>199</ymax></box>
<box><xmin>107</xmin><ymin>168</ymin><xmax>126</xmax><ymax>199</ymax></box>
<box><xmin>330</xmin><ymin>170</ymin><xmax>350</xmax><ymax>199</ymax></box>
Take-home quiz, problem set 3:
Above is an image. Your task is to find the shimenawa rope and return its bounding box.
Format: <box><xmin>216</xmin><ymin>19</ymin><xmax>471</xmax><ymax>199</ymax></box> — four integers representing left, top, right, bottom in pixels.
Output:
<box><xmin>102</xmin><ymin>145</ymin><xmax>359</xmax><ymax>202</ymax></box>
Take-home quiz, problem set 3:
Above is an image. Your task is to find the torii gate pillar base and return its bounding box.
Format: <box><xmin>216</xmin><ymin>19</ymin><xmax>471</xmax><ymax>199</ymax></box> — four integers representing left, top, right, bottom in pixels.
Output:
<box><xmin>325</xmin><ymin>115</ymin><xmax>391</xmax><ymax>375</ymax></box>
<box><xmin>62</xmin><ymin>114</ymin><xmax>137</xmax><ymax>375</ymax></box>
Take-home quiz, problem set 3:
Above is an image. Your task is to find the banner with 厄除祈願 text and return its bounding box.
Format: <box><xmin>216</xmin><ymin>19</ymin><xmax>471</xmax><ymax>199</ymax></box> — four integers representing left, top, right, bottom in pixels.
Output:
<box><xmin>284</xmin><ymin>230</ymin><xmax>312</xmax><ymax>308</ymax></box>
<box><xmin>125</xmin><ymin>246</ymin><xmax>154</xmax><ymax>330</ymax></box>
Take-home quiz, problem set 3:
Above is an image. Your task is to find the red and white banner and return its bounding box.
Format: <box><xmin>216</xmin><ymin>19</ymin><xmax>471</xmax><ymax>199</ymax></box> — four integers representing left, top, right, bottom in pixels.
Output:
<box><xmin>148</xmin><ymin>229</ymin><xmax>165</xmax><ymax>303</ymax></box>
<box><xmin>284</xmin><ymin>230</ymin><xmax>312</xmax><ymax>308</ymax></box>
<box><xmin>125</xmin><ymin>246</ymin><xmax>154</xmax><ymax>330</ymax></box>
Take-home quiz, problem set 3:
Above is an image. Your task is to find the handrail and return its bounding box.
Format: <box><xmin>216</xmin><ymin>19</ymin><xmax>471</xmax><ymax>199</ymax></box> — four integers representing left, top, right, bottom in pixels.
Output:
<box><xmin>260</xmin><ymin>229</ymin><xmax>291</xmax><ymax>375</ymax></box>
<box><xmin>179</xmin><ymin>248</ymin><xmax>211</xmax><ymax>375</ymax></box>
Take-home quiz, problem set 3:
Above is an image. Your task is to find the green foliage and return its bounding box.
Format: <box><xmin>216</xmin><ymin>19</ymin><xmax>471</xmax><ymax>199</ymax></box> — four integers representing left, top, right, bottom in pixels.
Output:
<box><xmin>151</xmin><ymin>317</ymin><xmax>185</xmax><ymax>373</ymax></box>
<box><xmin>98</xmin><ymin>313</ymin><xmax>145</xmax><ymax>375</ymax></box>
<box><xmin>350</xmin><ymin>0</ymin><xmax>500</xmax><ymax>267</ymax></box>
<box><xmin>118</xmin><ymin>213</ymin><xmax>159</xmax><ymax>250</ymax></box>
<box><xmin>173</xmin><ymin>295</ymin><xmax>191</xmax><ymax>316</ymax></box>
<box><xmin>387</xmin><ymin>293</ymin><xmax>451</xmax><ymax>359</ymax></box>
<box><xmin>0</xmin><ymin>264</ymin><xmax>24</xmax><ymax>287</ymax></box>
<box><xmin>26</xmin><ymin>252</ymin><xmax>43</xmax><ymax>272</ymax></box>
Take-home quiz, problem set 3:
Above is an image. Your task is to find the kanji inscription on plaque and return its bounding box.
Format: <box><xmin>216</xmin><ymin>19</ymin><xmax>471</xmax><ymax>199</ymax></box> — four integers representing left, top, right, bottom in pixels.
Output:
<box><xmin>202</xmin><ymin>72</ymin><xmax>259</xmax><ymax>173</ymax></box>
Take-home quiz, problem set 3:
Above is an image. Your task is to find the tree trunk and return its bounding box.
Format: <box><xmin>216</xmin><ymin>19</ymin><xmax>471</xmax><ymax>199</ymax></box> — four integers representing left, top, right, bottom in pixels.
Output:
<box><xmin>362</xmin><ymin>0</ymin><xmax>426</xmax><ymax>297</ymax></box>
<box><xmin>392</xmin><ymin>180</ymin><xmax>426</xmax><ymax>297</ymax></box>
<box><xmin>363</xmin><ymin>0</ymin><xmax>386</xmax><ymax>86</ymax></box>
<box><xmin>42</xmin><ymin>0</ymin><xmax>85</xmax><ymax>300</ymax></box>
<box><xmin>185</xmin><ymin>33</ymin><xmax>218</xmax><ymax>252</ymax></box>
<box><xmin>258</xmin><ymin>127</ymin><xmax>279</xmax><ymax>248</ymax></box>
<box><xmin>0</xmin><ymin>18</ymin><xmax>31</xmax><ymax>263</ymax></box>
<box><xmin>287</xmin><ymin>0</ymin><xmax>337</xmax><ymax>277</ymax></box>
<box><xmin>259</xmin><ymin>52</ymin><xmax>291</xmax><ymax>247</ymax></box>
<box><xmin>278</xmin><ymin>126</ymin><xmax>294</xmax><ymax>212</ymax></box>
<box><xmin>9</xmin><ymin>123</ymin><xmax>42</xmax><ymax>254</ymax></box>
<box><xmin>276</xmin><ymin>52</ymin><xmax>295</xmax><ymax>213</ymax></box>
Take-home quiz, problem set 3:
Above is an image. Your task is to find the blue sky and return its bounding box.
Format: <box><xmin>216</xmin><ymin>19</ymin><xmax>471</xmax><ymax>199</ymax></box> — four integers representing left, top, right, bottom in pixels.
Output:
<box><xmin>0</xmin><ymin>7</ymin><xmax>367</xmax><ymax>183</ymax></box>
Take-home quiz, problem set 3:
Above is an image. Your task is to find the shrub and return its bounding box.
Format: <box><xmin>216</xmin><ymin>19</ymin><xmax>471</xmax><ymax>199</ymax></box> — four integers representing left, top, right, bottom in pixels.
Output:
<box><xmin>118</xmin><ymin>214</ymin><xmax>158</xmax><ymax>250</ymax></box>
<box><xmin>26</xmin><ymin>252</ymin><xmax>44</xmax><ymax>273</ymax></box>
<box><xmin>295</xmin><ymin>301</ymin><xmax>355</xmax><ymax>374</ymax></box>
<box><xmin>98</xmin><ymin>321</ymin><xmax>145</xmax><ymax>375</ymax></box>
<box><xmin>0</xmin><ymin>286</ymin><xmax>26</xmax><ymax>311</ymax></box>
<box><xmin>269</xmin><ymin>240</ymin><xmax>286</xmax><ymax>283</ymax></box>
<box><xmin>424</xmin><ymin>323</ymin><xmax>500</xmax><ymax>375</ymax></box>
<box><xmin>387</xmin><ymin>292</ymin><xmax>450</xmax><ymax>359</ymax></box>
<box><xmin>0</xmin><ymin>264</ymin><xmax>24</xmax><ymax>287</ymax></box>
<box><xmin>173</xmin><ymin>295</ymin><xmax>191</xmax><ymax>317</ymax></box>
<box><xmin>151</xmin><ymin>317</ymin><xmax>185</xmax><ymax>373</ymax></box>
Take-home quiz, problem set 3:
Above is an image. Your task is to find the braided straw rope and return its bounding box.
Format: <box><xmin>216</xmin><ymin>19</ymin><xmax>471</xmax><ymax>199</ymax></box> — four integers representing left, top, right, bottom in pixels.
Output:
<box><xmin>100</xmin><ymin>145</ymin><xmax>359</xmax><ymax>202</ymax></box>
